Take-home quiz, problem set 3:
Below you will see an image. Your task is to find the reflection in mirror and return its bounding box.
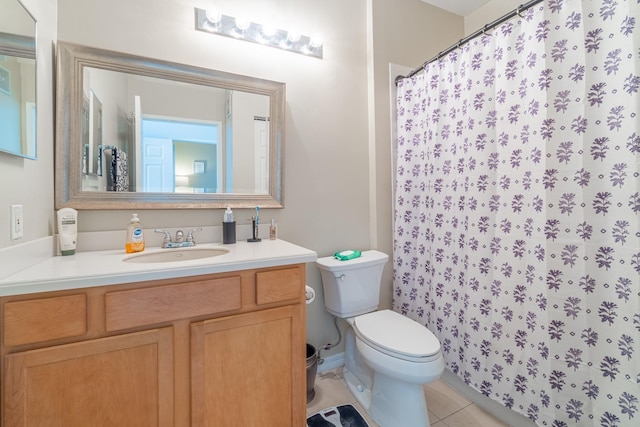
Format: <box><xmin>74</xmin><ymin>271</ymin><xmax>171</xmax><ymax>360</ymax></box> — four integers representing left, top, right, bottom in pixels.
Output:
<box><xmin>56</xmin><ymin>42</ymin><xmax>284</xmax><ymax>209</ymax></box>
<box><xmin>0</xmin><ymin>0</ymin><xmax>36</xmax><ymax>159</ymax></box>
<box><xmin>80</xmin><ymin>67</ymin><xmax>270</xmax><ymax>195</ymax></box>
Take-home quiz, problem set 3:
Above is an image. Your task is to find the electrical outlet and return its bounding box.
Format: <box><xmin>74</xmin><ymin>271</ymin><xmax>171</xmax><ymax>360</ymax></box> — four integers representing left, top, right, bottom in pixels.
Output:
<box><xmin>10</xmin><ymin>205</ymin><xmax>23</xmax><ymax>240</ymax></box>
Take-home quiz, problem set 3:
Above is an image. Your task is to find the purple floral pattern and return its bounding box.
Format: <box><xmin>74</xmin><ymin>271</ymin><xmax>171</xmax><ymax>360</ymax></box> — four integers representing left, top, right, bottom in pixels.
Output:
<box><xmin>394</xmin><ymin>1</ymin><xmax>639</xmax><ymax>425</ymax></box>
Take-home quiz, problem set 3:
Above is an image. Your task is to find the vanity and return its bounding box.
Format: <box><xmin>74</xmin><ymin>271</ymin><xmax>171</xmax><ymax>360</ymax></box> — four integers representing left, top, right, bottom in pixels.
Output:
<box><xmin>0</xmin><ymin>239</ymin><xmax>316</xmax><ymax>426</ymax></box>
<box><xmin>0</xmin><ymin>12</ymin><xmax>307</xmax><ymax>422</ymax></box>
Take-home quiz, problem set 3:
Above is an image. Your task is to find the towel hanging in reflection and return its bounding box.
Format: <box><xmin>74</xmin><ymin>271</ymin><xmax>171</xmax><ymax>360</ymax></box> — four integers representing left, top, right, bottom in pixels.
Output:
<box><xmin>103</xmin><ymin>147</ymin><xmax>129</xmax><ymax>192</ymax></box>
<box><xmin>112</xmin><ymin>148</ymin><xmax>128</xmax><ymax>192</ymax></box>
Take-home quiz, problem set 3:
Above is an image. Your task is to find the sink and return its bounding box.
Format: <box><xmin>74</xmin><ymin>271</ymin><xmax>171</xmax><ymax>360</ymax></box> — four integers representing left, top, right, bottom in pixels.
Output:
<box><xmin>123</xmin><ymin>248</ymin><xmax>229</xmax><ymax>263</ymax></box>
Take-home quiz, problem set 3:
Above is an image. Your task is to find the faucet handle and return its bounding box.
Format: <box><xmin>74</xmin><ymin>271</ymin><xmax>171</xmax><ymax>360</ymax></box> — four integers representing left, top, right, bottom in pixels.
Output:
<box><xmin>154</xmin><ymin>229</ymin><xmax>172</xmax><ymax>244</ymax></box>
<box><xmin>186</xmin><ymin>227</ymin><xmax>203</xmax><ymax>244</ymax></box>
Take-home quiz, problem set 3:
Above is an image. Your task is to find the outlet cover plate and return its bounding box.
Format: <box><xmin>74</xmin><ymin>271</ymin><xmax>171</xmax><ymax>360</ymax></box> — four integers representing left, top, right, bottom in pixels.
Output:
<box><xmin>10</xmin><ymin>205</ymin><xmax>23</xmax><ymax>240</ymax></box>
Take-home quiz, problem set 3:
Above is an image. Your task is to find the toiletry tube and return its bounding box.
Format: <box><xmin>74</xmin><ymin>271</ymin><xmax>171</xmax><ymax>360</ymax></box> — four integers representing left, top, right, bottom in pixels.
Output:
<box><xmin>57</xmin><ymin>208</ymin><xmax>78</xmax><ymax>256</ymax></box>
<box><xmin>305</xmin><ymin>285</ymin><xmax>316</xmax><ymax>305</ymax></box>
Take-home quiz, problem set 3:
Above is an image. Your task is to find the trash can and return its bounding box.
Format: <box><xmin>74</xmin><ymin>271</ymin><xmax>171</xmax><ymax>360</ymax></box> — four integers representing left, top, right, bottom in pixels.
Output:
<box><xmin>306</xmin><ymin>343</ymin><xmax>318</xmax><ymax>403</ymax></box>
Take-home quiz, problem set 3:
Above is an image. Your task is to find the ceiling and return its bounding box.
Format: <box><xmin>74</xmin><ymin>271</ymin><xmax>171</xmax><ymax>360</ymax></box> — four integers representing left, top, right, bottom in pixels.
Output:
<box><xmin>421</xmin><ymin>0</ymin><xmax>491</xmax><ymax>16</ymax></box>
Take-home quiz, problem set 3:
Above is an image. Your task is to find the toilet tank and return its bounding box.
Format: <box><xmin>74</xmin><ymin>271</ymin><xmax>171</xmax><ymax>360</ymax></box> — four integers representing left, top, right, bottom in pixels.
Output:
<box><xmin>316</xmin><ymin>250</ymin><xmax>389</xmax><ymax>318</ymax></box>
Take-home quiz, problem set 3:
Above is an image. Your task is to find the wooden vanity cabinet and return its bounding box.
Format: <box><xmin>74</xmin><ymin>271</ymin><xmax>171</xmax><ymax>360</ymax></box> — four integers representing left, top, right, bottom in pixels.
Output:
<box><xmin>0</xmin><ymin>264</ymin><xmax>306</xmax><ymax>427</ymax></box>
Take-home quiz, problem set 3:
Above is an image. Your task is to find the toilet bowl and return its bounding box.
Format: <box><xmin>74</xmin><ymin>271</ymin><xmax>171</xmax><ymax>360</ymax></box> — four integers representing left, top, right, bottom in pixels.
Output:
<box><xmin>345</xmin><ymin>310</ymin><xmax>444</xmax><ymax>427</ymax></box>
<box><xmin>316</xmin><ymin>251</ymin><xmax>444</xmax><ymax>427</ymax></box>
<box><xmin>353</xmin><ymin>310</ymin><xmax>443</xmax><ymax>383</ymax></box>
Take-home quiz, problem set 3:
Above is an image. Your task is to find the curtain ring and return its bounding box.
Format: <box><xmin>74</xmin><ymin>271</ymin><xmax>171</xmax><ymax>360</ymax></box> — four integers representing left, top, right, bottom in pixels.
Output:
<box><xmin>482</xmin><ymin>24</ymin><xmax>493</xmax><ymax>35</ymax></box>
<box><xmin>516</xmin><ymin>5</ymin><xmax>524</xmax><ymax>17</ymax></box>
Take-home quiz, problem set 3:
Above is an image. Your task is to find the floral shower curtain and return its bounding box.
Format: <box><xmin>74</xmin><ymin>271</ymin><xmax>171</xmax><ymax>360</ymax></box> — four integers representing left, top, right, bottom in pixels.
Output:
<box><xmin>393</xmin><ymin>1</ymin><xmax>639</xmax><ymax>425</ymax></box>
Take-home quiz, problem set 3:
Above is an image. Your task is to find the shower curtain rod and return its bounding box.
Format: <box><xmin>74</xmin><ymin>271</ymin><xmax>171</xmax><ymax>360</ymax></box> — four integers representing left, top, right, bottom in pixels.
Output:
<box><xmin>395</xmin><ymin>0</ymin><xmax>544</xmax><ymax>84</ymax></box>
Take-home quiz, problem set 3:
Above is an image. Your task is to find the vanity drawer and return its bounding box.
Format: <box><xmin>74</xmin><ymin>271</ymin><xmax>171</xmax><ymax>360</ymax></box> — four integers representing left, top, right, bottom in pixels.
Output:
<box><xmin>255</xmin><ymin>268</ymin><xmax>303</xmax><ymax>305</ymax></box>
<box><xmin>3</xmin><ymin>294</ymin><xmax>87</xmax><ymax>347</ymax></box>
<box><xmin>105</xmin><ymin>276</ymin><xmax>242</xmax><ymax>331</ymax></box>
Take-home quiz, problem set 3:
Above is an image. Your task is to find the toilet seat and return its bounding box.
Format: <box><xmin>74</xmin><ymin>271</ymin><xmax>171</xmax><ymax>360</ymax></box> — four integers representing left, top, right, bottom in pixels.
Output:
<box><xmin>354</xmin><ymin>310</ymin><xmax>441</xmax><ymax>363</ymax></box>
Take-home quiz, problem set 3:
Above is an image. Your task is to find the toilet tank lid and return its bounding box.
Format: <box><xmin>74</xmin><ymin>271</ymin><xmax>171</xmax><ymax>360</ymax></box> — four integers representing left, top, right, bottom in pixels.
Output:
<box><xmin>316</xmin><ymin>250</ymin><xmax>388</xmax><ymax>272</ymax></box>
<box><xmin>355</xmin><ymin>310</ymin><xmax>441</xmax><ymax>358</ymax></box>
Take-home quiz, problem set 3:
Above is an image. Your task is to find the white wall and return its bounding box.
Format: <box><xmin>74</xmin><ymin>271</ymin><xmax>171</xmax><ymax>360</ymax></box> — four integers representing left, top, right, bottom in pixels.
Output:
<box><xmin>0</xmin><ymin>0</ymin><xmax>56</xmax><ymax>248</ymax></box>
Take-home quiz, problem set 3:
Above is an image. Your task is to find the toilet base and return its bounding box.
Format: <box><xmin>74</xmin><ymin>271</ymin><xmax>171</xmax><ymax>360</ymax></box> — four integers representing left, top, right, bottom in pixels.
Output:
<box><xmin>344</xmin><ymin>367</ymin><xmax>372</xmax><ymax>410</ymax></box>
<box><xmin>344</xmin><ymin>367</ymin><xmax>431</xmax><ymax>427</ymax></box>
<box><xmin>369</xmin><ymin>371</ymin><xmax>431</xmax><ymax>427</ymax></box>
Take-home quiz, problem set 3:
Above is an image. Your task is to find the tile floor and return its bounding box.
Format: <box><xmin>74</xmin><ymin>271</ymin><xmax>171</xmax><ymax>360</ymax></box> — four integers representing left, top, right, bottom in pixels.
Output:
<box><xmin>306</xmin><ymin>369</ymin><xmax>509</xmax><ymax>427</ymax></box>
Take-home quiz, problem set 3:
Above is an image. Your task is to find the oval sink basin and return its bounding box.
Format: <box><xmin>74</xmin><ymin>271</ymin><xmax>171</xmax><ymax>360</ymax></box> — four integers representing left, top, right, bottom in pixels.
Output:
<box><xmin>123</xmin><ymin>248</ymin><xmax>229</xmax><ymax>263</ymax></box>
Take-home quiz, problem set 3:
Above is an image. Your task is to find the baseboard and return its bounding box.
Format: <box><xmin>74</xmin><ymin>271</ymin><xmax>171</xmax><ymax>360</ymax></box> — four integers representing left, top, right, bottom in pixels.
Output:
<box><xmin>317</xmin><ymin>352</ymin><xmax>344</xmax><ymax>374</ymax></box>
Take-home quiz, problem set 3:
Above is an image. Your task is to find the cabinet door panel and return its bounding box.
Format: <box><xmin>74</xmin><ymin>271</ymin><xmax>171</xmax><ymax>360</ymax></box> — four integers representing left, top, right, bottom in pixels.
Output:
<box><xmin>4</xmin><ymin>328</ymin><xmax>173</xmax><ymax>427</ymax></box>
<box><xmin>191</xmin><ymin>306</ymin><xmax>305</xmax><ymax>427</ymax></box>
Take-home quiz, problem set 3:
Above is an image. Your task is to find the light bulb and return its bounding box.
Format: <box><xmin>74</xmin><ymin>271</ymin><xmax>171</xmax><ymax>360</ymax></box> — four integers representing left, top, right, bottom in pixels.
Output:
<box><xmin>205</xmin><ymin>10</ymin><xmax>222</xmax><ymax>25</ymax></box>
<box><xmin>309</xmin><ymin>34</ymin><xmax>323</xmax><ymax>48</ymax></box>
<box><xmin>286</xmin><ymin>30</ymin><xmax>301</xmax><ymax>43</ymax></box>
<box><xmin>261</xmin><ymin>24</ymin><xmax>277</xmax><ymax>38</ymax></box>
<box><xmin>235</xmin><ymin>17</ymin><xmax>251</xmax><ymax>31</ymax></box>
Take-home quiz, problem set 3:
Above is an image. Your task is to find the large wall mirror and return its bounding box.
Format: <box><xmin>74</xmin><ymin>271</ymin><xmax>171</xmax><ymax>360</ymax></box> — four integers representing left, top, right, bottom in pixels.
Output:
<box><xmin>0</xmin><ymin>0</ymin><xmax>36</xmax><ymax>159</ymax></box>
<box><xmin>55</xmin><ymin>41</ymin><xmax>284</xmax><ymax>209</ymax></box>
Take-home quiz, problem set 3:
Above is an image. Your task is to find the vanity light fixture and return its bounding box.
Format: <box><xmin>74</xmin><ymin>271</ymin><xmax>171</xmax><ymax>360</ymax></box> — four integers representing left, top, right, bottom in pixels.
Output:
<box><xmin>195</xmin><ymin>8</ymin><xmax>323</xmax><ymax>59</ymax></box>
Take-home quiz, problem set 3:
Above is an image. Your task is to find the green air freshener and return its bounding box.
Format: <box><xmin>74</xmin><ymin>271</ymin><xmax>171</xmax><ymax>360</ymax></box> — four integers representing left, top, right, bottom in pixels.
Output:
<box><xmin>333</xmin><ymin>250</ymin><xmax>362</xmax><ymax>261</ymax></box>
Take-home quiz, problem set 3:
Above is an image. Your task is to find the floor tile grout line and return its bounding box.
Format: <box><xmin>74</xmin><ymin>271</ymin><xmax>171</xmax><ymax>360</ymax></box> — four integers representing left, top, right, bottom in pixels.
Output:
<box><xmin>439</xmin><ymin>402</ymin><xmax>476</xmax><ymax>424</ymax></box>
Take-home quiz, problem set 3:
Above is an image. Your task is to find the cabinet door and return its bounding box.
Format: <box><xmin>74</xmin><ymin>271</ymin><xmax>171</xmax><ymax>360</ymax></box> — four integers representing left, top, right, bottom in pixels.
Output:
<box><xmin>4</xmin><ymin>328</ymin><xmax>174</xmax><ymax>427</ymax></box>
<box><xmin>191</xmin><ymin>305</ymin><xmax>305</xmax><ymax>427</ymax></box>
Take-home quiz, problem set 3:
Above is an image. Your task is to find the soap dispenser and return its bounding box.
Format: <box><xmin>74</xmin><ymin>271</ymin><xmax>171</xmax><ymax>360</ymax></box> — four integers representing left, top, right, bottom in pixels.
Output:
<box><xmin>125</xmin><ymin>213</ymin><xmax>145</xmax><ymax>253</ymax></box>
<box><xmin>222</xmin><ymin>207</ymin><xmax>236</xmax><ymax>244</ymax></box>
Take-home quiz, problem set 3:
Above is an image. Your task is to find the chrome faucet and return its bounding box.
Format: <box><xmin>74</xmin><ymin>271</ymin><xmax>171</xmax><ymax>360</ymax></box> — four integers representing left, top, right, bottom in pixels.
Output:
<box><xmin>154</xmin><ymin>227</ymin><xmax>202</xmax><ymax>248</ymax></box>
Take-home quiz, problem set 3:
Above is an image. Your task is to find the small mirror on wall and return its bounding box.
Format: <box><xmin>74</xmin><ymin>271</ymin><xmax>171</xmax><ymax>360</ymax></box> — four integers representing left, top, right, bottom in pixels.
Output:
<box><xmin>0</xmin><ymin>0</ymin><xmax>36</xmax><ymax>160</ymax></box>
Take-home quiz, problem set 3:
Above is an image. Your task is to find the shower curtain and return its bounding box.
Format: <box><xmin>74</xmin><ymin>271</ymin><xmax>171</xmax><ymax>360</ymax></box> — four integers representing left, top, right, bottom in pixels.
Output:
<box><xmin>393</xmin><ymin>1</ymin><xmax>638</xmax><ymax>425</ymax></box>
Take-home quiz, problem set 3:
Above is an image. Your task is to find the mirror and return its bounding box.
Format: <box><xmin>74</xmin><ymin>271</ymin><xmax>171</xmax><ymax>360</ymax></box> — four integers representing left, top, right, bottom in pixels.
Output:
<box><xmin>0</xmin><ymin>0</ymin><xmax>36</xmax><ymax>159</ymax></box>
<box><xmin>55</xmin><ymin>41</ymin><xmax>284</xmax><ymax>209</ymax></box>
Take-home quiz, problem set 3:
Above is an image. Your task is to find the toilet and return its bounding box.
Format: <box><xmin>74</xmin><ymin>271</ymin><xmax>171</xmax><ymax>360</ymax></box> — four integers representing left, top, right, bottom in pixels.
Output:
<box><xmin>316</xmin><ymin>250</ymin><xmax>444</xmax><ymax>427</ymax></box>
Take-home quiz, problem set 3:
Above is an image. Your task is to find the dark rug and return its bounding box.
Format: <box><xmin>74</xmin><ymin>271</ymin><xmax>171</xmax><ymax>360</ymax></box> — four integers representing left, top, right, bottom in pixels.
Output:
<box><xmin>307</xmin><ymin>404</ymin><xmax>370</xmax><ymax>427</ymax></box>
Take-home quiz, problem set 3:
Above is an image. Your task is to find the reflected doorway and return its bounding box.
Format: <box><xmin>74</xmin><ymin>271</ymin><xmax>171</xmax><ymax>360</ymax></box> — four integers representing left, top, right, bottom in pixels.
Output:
<box><xmin>140</xmin><ymin>117</ymin><xmax>222</xmax><ymax>193</ymax></box>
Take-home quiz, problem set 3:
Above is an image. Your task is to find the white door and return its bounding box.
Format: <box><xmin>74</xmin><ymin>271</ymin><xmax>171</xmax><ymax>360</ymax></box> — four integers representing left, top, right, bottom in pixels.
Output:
<box><xmin>141</xmin><ymin>137</ymin><xmax>174</xmax><ymax>192</ymax></box>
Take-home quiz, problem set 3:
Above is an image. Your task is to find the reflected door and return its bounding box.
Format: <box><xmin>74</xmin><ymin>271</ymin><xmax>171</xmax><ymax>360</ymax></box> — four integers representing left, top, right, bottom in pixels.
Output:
<box><xmin>141</xmin><ymin>137</ymin><xmax>174</xmax><ymax>192</ymax></box>
<box><xmin>254</xmin><ymin>118</ymin><xmax>269</xmax><ymax>194</ymax></box>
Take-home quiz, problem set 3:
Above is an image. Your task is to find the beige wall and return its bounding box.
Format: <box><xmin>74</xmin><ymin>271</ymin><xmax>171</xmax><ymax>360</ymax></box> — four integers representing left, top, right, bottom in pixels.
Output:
<box><xmin>465</xmin><ymin>0</ymin><xmax>521</xmax><ymax>34</ymax></box>
<box><xmin>0</xmin><ymin>0</ymin><xmax>463</xmax><ymax>354</ymax></box>
<box><xmin>53</xmin><ymin>0</ymin><xmax>372</xmax><ymax>350</ymax></box>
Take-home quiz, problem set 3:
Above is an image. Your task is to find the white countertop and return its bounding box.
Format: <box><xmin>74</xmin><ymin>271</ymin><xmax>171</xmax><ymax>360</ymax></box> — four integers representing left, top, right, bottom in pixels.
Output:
<box><xmin>0</xmin><ymin>239</ymin><xmax>317</xmax><ymax>297</ymax></box>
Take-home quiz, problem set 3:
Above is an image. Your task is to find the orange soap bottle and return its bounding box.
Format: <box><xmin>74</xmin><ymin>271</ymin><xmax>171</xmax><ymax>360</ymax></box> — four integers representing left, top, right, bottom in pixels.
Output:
<box><xmin>125</xmin><ymin>213</ymin><xmax>145</xmax><ymax>253</ymax></box>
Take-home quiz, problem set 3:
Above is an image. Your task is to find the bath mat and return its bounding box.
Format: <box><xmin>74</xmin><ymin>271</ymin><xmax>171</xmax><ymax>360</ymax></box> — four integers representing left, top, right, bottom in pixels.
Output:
<box><xmin>306</xmin><ymin>404</ymin><xmax>369</xmax><ymax>427</ymax></box>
